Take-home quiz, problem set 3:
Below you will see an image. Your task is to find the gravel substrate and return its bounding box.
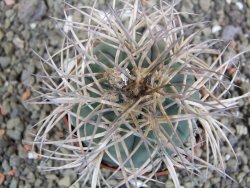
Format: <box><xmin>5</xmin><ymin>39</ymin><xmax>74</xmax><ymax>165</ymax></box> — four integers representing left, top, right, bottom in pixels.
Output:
<box><xmin>0</xmin><ymin>0</ymin><xmax>250</xmax><ymax>187</ymax></box>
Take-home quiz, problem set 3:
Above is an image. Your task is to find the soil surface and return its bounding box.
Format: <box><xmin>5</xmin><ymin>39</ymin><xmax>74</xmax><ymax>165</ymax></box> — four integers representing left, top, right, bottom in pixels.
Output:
<box><xmin>0</xmin><ymin>0</ymin><xmax>250</xmax><ymax>187</ymax></box>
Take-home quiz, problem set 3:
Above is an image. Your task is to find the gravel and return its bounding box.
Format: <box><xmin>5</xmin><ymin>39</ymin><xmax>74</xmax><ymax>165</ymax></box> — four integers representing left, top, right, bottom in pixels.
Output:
<box><xmin>0</xmin><ymin>0</ymin><xmax>249</xmax><ymax>187</ymax></box>
<box><xmin>6</xmin><ymin>117</ymin><xmax>21</xmax><ymax>129</ymax></box>
<box><xmin>199</xmin><ymin>0</ymin><xmax>211</xmax><ymax>12</ymax></box>
<box><xmin>13</xmin><ymin>36</ymin><xmax>24</xmax><ymax>49</ymax></box>
<box><xmin>0</xmin><ymin>56</ymin><xmax>11</xmax><ymax>69</ymax></box>
<box><xmin>18</xmin><ymin>0</ymin><xmax>47</xmax><ymax>24</ymax></box>
<box><xmin>221</xmin><ymin>25</ymin><xmax>242</xmax><ymax>41</ymax></box>
<box><xmin>58</xmin><ymin>176</ymin><xmax>71</xmax><ymax>187</ymax></box>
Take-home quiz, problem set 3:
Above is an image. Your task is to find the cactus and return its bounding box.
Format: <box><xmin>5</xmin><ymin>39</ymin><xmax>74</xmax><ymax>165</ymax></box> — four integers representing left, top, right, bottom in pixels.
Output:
<box><xmin>32</xmin><ymin>0</ymin><xmax>249</xmax><ymax>187</ymax></box>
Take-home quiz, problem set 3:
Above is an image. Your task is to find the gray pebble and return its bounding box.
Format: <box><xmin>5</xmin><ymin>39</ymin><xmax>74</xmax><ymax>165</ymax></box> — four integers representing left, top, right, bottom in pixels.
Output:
<box><xmin>5</xmin><ymin>9</ymin><xmax>15</xmax><ymax>18</ymax></box>
<box><xmin>49</xmin><ymin>32</ymin><xmax>61</xmax><ymax>47</ymax></box>
<box><xmin>70</xmin><ymin>182</ymin><xmax>80</xmax><ymax>188</ymax></box>
<box><xmin>199</xmin><ymin>0</ymin><xmax>211</xmax><ymax>12</ymax></box>
<box><xmin>3</xmin><ymin>42</ymin><xmax>14</xmax><ymax>55</ymax></box>
<box><xmin>0</xmin><ymin>56</ymin><xmax>11</xmax><ymax>69</ymax></box>
<box><xmin>211</xmin><ymin>177</ymin><xmax>221</xmax><ymax>184</ymax></box>
<box><xmin>6</xmin><ymin>117</ymin><xmax>21</xmax><ymax>130</ymax></box>
<box><xmin>9</xmin><ymin>178</ymin><xmax>18</xmax><ymax>188</ymax></box>
<box><xmin>242</xmin><ymin>165</ymin><xmax>249</xmax><ymax>173</ymax></box>
<box><xmin>237</xmin><ymin>172</ymin><xmax>246</xmax><ymax>183</ymax></box>
<box><xmin>21</xmin><ymin>70</ymin><xmax>33</xmax><ymax>86</ymax></box>
<box><xmin>18</xmin><ymin>144</ymin><xmax>27</xmax><ymax>158</ymax></box>
<box><xmin>58</xmin><ymin>176</ymin><xmax>71</xmax><ymax>187</ymax></box>
<box><xmin>18</xmin><ymin>0</ymin><xmax>47</xmax><ymax>24</ymax></box>
<box><xmin>2</xmin><ymin>159</ymin><xmax>11</xmax><ymax>173</ymax></box>
<box><xmin>0</xmin><ymin>139</ymin><xmax>8</xmax><ymax>149</ymax></box>
<box><xmin>34</xmin><ymin>179</ymin><xmax>42</xmax><ymax>187</ymax></box>
<box><xmin>108</xmin><ymin>179</ymin><xmax>118</xmax><ymax>187</ymax></box>
<box><xmin>203</xmin><ymin>182</ymin><xmax>211</xmax><ymax>188</ymax></box>
<box><xmin>21</xmin><ymin>29</ymin><xmax>30</xmax><ymax>40</ymax></box>
<box><xmin>6</xmin><ymin>129</ymin><xmax>21</xmax><ymax>140</ymax></box>
<box><xmin>46</xmin><ymin>174</ymin><xmax>59</xmax><ymax>180</ymax></box>
<box><xmin>239</xmin><ymin>153</ymin><xmax>248</xmax><ymax>165</ymax></box>
<box><xmin>13</xmin><ymin>36</ymin><xmax>25</xmax><ymax>49</ymax></box>
<box><xmin>221</xmin><ymin>25</ymin><xmax>242</xmax><ymax>41</ymax></box>
<box><xmin>4</xmin><ymin>18</ymin><xmax>11</xmax><ymax>29</ymax></box>
<box><xmin>9</xmin><ymin>154</ymin><xmax>21</xmax><ymax>167</ymax></box>
<box><xmin>165</xmin><ymin>181</ymin><xmax>174</xmax><ymax>187</ymax></box>
<box><xmin>184</xmin><ymin>182</ymin><xmax>195</xmax><ymax>188</ymax></box>
<box><xmin>5</xmin><ymin>31</ymin><xmax>14</xmax><ymax>42</ymax></box>
<box><xmin>202</xmin><ymin>27</ymin><xmax>212</xmax><ymax>37</ymax></box>
<box><xmin>22</xmin><ymin>167</ymin><xmax>31</xmax><ymax>176</ymax></box>
<box><xmin>27</xmin><ymin>172</ymin><xmax>35</xmax><ymax>182</ymax></box>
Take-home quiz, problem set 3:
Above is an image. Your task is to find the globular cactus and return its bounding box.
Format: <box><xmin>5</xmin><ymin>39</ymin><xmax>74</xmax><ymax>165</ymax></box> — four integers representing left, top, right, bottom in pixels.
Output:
<box><xmin>31</xmin><ymin>0</ymin><xmax>249</xmax><ymax>187</ymax></box>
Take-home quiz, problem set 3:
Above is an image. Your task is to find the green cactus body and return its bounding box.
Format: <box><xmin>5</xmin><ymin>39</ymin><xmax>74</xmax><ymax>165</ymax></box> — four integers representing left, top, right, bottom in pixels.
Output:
<box><xmin>71</xmin><ymin>39</ymin><xmax>200</xmax><ymax>169</ymax></box>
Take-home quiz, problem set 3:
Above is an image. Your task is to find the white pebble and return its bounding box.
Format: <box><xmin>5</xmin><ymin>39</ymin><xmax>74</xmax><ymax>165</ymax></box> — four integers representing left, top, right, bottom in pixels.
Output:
<box><xmin>225</xmin><ymin>154</ymin><xmax>231</xmax><ymax>161</ymax></box>
<box><xmin>28</xmin><ymin>151</ymin><xmax>38</xmax><ymax>159</ymax></box>
<box><xmin>30</xmin><ymin>23</ymin><xmax>37</xmax><ymax>29</ymax></box>
<box><xmin>226</xmin><ymin>0</ymin><xmax>231</xmax><ymax>4</ymax></box>
<box><xmin>13</xmin><ymin>37</ymin><xmax>24</xmax><ymax>49</ymax></box>
<box><xmin>236</xmin><ymin>2</ymin><xmax>244</xmax><ymax>10</ymax></box>
<box><xmin>236</xmin><ymin>124</ymin><xmax>248</xmax><ymax>135</ymax></box>
<box><xmin>212</xmin><ymin>25</ymin><xmax>222</xmax><ymax>33</ymax></box>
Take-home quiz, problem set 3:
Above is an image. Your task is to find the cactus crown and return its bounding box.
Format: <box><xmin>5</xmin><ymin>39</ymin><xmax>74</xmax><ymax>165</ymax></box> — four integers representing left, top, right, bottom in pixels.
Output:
<box><xmin>31</xmin><ymin>0</ymin><xmax>249</xmax><ymax>187</ymax></box>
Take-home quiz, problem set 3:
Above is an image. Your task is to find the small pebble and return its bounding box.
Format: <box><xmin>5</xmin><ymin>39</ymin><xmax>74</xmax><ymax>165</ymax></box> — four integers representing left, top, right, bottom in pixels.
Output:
<box><xmin>3</xmin><ymin>42</ymin><xmax>14</xmax><ymax>55</ymax></box>
<box><xmin>6</xmin><ymin>130</ymin><xmax>21</xmax><ymax>140</ymax></box>
<box><xmin>13</xmin><ymin>36</ymin><xmax>25</xmax><ymax>49</ymax></box>
<box><xmin>211</xmin><ymin>177</ymin><xmax>221</xmax><ymax>184</ymax></box>
<box><xmin>18</xmin><ymin>0</ymin><xmax>47</xmax><ymax>23</ymax></box>
<box><xmin>6</xmin><ymin>117</ymin><xmax>21</xmax><ymax>130</ymax></box>
<box><xmin>2</xmin><ymin>160</ymin><xmax>11</xmax><ymax>173</ymax></box>
<box><xmin>27</xmin><ymin>172</ymin><xmax>35</xmax><ymax>182</ymax></box>
<box><xmin>212</xmin><ymin>25</ymin><xmax>222</xmax><ymax>33</ymax></box>
<box><xmin>27</xmin><ymin>151</ymin><xmax>38</xmax><ymax>159</ymax></box>
<box><xmin>236</xmin><ymin>124</ymin><xmax>248</xmax><ymax>135</ymax></box>
<box><xmin>237</xmin><ymin>172</ymin><xmax>245</xmax><ymax>183</ymax></box>
<box><xmin>9</xmin><ymin>178</ymin><xmax>18</xmax><ymax>188</ymax></box>
<box><xmin>199</xmin><ymin>0</ymin><xmax>211</xmax><ymax>12</ymax></box>
<box><xmin>225</xmin><ymin>154</ymin><xmax>231</xmax><ymax>161</ymax></box>
<box><xmin>18</xmin><ymin>145</ymin><xmax>27</xmax><ymax>158</ymax></box>
<box><xmin>0</xmin><ymin>56</ymin><xmax>11</xmax><ymax>69</ymax></box>
<box><xmin>202</xmin><ymin>27</ymin><xmax>211</xmax><ymax>36</ymax></box>
<box><xmin>236</xmin><ymin>2</ymin><xmax>244</xmax><ymax>10</ymax></box>
<box><xmin>34</xmin><ymin>179</ymin><xmax>42</xmax><ymax>187</ymax></box>
<box><xmin>6</xmin><ymin>31</ymin><xmax>14</xmax><ymax>41</ymax></box>
<box><xmin>58</xmin><ymin>176</ymin><xmax>71</xmax><ymax>187</ymax></box>
<box><xmin>221</xmin><ymin>25</ymin><xmax>242</xmax><ymax>41</ymax></box>
<box><xmin>21</xmin><ymin>70</ymin><xmax>33</xmax><ymax>86</ymax></box>
<box><xmin>9</xmin><ymin>154</ymin><xmax>20</xmax><ymax>167</ymax></box>
<box><xmin>5</xmin><ymin>9</ymin><xmax>15</xmax><ymax>18</ymax></box>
